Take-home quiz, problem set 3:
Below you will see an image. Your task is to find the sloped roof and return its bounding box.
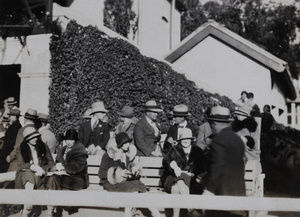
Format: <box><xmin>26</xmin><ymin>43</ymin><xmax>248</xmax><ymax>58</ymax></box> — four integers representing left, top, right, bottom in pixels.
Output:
<box><xmin>165</xmin><ymin>21</ymin><xmax>296</xmax><ymax>100</ymax></box>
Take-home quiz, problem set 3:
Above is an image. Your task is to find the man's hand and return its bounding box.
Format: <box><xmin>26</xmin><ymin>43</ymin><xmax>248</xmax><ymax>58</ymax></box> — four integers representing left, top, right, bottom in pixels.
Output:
<box><xmin>30</xmin><ymin>165</ymin><xmax>45</xmax><ymax>176</ymax></box>
<box><xmin>167</xmin><ymin>137</ymin><xmax>177</xmax><ymax>146</ymax></box>
<box><xmin>56</xmin><ymin>163</ymin><xmax>65</xmax><ymax>171</ymax></box>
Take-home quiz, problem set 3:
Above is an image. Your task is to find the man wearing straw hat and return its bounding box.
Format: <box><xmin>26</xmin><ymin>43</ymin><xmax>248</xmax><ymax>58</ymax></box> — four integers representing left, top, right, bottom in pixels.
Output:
<box><xmin>0</xmin><ymin>108</ymin><xmax>22</xmax><ymax>173</ymax></box>
<box><xmin>163</xmin><ymin>104</ymin><xmax>197</xmax><ymax>153</ymax></box>
<box><xmin>78</xmin><ymin>101</ymin><xmax>110</xmax><ymax>155</ymax></box>
<box><xmin>134</xmin><ymin>100</ymin><xmax>163</xmax><ymax>156</ymax></box>
<box><xmin>203</xmin><ymin>106</ymin><xmax>245</xmax><ymax>197</ymax></box>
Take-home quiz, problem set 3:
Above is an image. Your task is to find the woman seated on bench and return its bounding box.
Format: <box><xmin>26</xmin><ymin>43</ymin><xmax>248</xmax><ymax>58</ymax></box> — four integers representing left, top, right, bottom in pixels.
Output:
<box><xmin>161</xmin><ymin>128</ymin><xmax>206</xmax><ymax>217</ymax></box>
<box><xmin>15</xmin><ymin>127</ymin><xmax>55</xmax><ymax>217</ymax></box>
<box><xmin>46</xmin><ymin>129</ymin><xmax>89</xmax><ymax>216</ymax></box>
<box><xmin>99</xmin><ymin>132</ymin><xmax>162</xmax><ymax>217</ymax></box>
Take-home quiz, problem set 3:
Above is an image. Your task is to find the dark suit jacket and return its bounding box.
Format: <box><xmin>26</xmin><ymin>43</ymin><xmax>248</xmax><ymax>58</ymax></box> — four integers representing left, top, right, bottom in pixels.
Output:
<box><xmin>206</xmin><ymin>127</ymin><xmax>246</xmax><ymax>196</ymax></box>
<box><xmin>163</xmin><ymin>122</ymin><xmax>198</xmax><ymax>153</ymax></box>
<box><xmin>0</xmin><ymin>120</ymin><xmax>22</xmax><ymax>172</ymax></box>
<box><xmin>78</xmin><ymin>120</ymin><xmax>110</xmax><ymax>150</ymax></box>
<box><xmin>133</xmin><ymin>116</ymin><xmax>161</xmax><ymax>156</ymax></box>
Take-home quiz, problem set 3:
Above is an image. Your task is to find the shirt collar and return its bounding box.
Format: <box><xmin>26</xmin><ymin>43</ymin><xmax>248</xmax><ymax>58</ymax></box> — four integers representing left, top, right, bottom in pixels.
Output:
<box><xmin>146</xmin><ymin>116</ymin><xmax>154</xmax><ymax>124</ymax></box>
<box><xmin>178</xmin><ymin>120</ymin><xmax>187</xmax><ymax>128</ymax></box>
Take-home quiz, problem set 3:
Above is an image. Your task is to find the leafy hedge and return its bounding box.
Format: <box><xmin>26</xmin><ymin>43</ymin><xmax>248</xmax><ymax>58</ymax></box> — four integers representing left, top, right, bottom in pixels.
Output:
<box><xmin>49</xmin><ymin>20</ymin><xmax>236</xmax><ymax>136</ymax></box>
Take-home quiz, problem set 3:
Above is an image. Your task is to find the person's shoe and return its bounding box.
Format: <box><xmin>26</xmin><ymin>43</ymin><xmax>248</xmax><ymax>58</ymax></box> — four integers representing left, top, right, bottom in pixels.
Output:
<box><xmin>45</xmin><ymin>206</ymin><xmax>54</xmax><ymax>217</ymax></box>
<box><xmin>21</xmin><ymin>205</ymin><xmax>32</xmax><ymax>217</ymax></box>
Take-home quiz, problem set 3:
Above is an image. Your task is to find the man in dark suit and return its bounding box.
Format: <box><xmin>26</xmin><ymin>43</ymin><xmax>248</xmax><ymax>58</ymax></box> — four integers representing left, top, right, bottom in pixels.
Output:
<box><xmin>134</xmin><ymin>100</ymin><xmax>162</xmax><ymax>156</ymax></box>
<box><xmin>78</xmin><ymin>101</ymin><xmax>110</xmax><ymax>155</ymax></box>
<box><xmin>163</xmin><ymin>104</ymin><xmax>197</xmax><ymax>153</ymax></box>
<box><xmin>204</xmin><ymin>106</ymin><xmax>246</xmax><ymax>197</ymax></box>
<box><xmin>0</xmin><ymin>108</ymin><xmax>22</xmax><ymax>173</ymax></box>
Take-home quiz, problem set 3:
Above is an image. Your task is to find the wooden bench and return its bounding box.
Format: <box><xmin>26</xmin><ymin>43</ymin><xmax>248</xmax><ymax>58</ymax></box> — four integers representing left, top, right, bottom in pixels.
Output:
<box><xmin>86</xmin><ymin>155</ymin><xmax>265</xmax><ymax>196</ymax></box>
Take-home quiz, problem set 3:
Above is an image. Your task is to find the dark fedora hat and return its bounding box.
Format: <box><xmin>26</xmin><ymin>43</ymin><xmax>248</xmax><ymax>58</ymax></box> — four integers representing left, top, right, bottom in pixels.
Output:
<box><xmin>115</xmin><ymin>132</ymin><xmax>132</xmax><ymax>149</ymax></box>
<box><xmin>206</xmin><ymin>106</ymin><xmax>233</xmax><ymax>122</ymax></box>
<box><xmin>117</xmin><ymin>106</ymin><xmax>134</xmax><ymax>118</ymax></box>
<box><xmin>24</xmin><ymin>108</ymin><xmax>38</xmax><ymax>120</ymax></box>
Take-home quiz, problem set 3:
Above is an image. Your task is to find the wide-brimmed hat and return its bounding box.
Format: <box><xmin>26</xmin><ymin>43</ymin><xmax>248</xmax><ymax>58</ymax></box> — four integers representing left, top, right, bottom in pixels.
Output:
<box><xmin>177</xmin><ymin>128</ymin><xmax>195</xmax><ymax>141</ymax></box>
<box><xmin>206</xmin><ymin>106</ymin><xmax>233</xmax><ymax>122</ymax></box>
<box><xmin>23</xmin><ymin>127</ymin><xmax>41</xmax><ymax>141</ymax></box>
<box><xmin>6</xmin><ymin>97</ymin><xmax>17</xmax><ymax>105</ymax></box>
<box><xmin>8</xmin><ymin>108</ymin><xmax>21</xmax><ymax>116</ymax></box>
<box><xmin>83</xmin><ymin>108</ymin><xmax>92</xmax><ymax>119</ymax></box>
<box><xmin>38</xmin><ymin>113</ymin><xmax>49</xmax><ymax>123</ymax></box>
<box><xmin>145</xmin><ymin>100</ymin><xmax>162</xmax><ymax>113</ymax></box>
<box><xmin>24</xmin><ymin>108</ymin><xmax>38</xmax><ymax>120</ymax></box>
<box><xmin>116</xmin><ymin>132</ymin><xmax>132</xmax><ymax>148</ymax></box>
<box><xmin>171</xmin><ymin>104</ymin><xmax>190</xmax><ymax>117</ymax></box>
<box><xmin>234</xmin><ymin>105</ymin><xmax>251</xmax><ymax>118</ymax></box>
<box><xmin>64</xmin><ymin>129</ymin><xmax>79</xmax><ymax>141</ymax></box>
<box><xmin>117</xmin><ymin>106</ymin><xmax>134</xmax><ymax>118</ymax></box>
<box><xmin>90</xmin><ymin>101</ymin><xmax>108</xmax><ymax>115</ymax></box>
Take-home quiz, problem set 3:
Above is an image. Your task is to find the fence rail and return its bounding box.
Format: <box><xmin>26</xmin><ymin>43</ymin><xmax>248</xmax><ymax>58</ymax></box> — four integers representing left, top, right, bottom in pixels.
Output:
<box><xmin>1</xmin><ymin>189</ymin><xmax>300</xmax><ymax>212</ymax></box>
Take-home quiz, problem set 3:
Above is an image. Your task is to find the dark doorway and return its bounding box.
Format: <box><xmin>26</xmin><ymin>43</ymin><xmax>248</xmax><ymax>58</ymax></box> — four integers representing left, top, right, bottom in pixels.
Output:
<box><xmin>0</xmin><ymin>64</ymin><xmax>21</xmax><ymax>109</ymax></box>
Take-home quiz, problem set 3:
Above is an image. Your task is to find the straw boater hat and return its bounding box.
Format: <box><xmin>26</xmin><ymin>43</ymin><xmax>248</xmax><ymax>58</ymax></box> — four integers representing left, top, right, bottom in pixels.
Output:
<box><xmin>6</xmin><ymin>97</ymin><xmax>17</xmax><ymax>105</ymax></box>
<box><xmin>206</xmin><ymin>106</ymin><xmax>233</xmax><ymax>122</ymax></box>
<box><xmin>90</xmin><ymin>101</ymin><xmax>108</xmax><ymax>115</ymax></box>
<box><xmin>38</xmin><ymin>113</ymin><xmax>49</xmax><ymax>123</ymax></box>
<box><xmin>177</xmin><ymin>128</ymin><xmax>195</xmax><ymax>141</ymax></box>
<box><xmin>171</xmin><ymin>104</ymin><xmax>190</xmax><ymax>117</ymax></box>
<box><xmin>24</xmin><ymin>108</ymin><xmax>38</xmax><ymax>120</ymax></box>
<box><xmin>117</xmin><ymin>106</ymin><xmax>134</xmax><ymax>118</ymax></box>
<box><xmin>23</xmin><ymin>127</ymin><xmax>41</xmax><ymax>142</ymax></box>
<box><xmin>145</xmin><ymin>100</ymin><xmax>162</xmax><ymax>113</ymax></box>
<box><xmin>83</xmin><ymin>108</ymin><xmax>92</xmax><ymax>119</ymax></box>
<box><xmin>8</xmin><ymin>108</ymin><xmax>21</xmax><ymax>116</ymax></box>
<box><xmin>116</xmin><ymin>132</ymin><xmax>132</xmax><ymax>149</ymax></box>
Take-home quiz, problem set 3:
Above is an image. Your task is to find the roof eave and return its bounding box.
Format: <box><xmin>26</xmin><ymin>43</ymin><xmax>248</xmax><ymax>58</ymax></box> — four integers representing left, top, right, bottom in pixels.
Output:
<box><xmin>165</xmin><ymin>22</ymin><xmax>286</xmax><ymax>73</ymax></box>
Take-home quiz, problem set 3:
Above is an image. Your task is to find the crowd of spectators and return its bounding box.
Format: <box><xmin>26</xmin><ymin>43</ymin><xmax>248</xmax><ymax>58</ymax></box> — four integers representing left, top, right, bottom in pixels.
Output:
<box><xmin>0</xmin><ymin>94</ymin><xmax>267</xmax><ymax>217</ymax></box>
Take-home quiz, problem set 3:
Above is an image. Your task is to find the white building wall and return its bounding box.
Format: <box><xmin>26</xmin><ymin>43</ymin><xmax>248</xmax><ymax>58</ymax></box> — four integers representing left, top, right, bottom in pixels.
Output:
<box><xmin>171</xmin><ymin>36</ymin><xmax>288</xmax><ymax>124</ymax></box>
<box><xmin>0</xmin><ymin>34</ymin><xmax>51</xmax><ymax>116</ymax></box>
<box><xmin>137</xmin><ymin>0</ymin><xmax>180</xmax><ymax>59</ymax></box>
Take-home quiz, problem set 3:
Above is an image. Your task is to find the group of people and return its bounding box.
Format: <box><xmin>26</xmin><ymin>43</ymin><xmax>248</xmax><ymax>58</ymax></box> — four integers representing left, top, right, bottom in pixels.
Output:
<box><xmin>0</xmin><ymin>95</ymin><xmax>263</xmax><ymax>217</ymax></box>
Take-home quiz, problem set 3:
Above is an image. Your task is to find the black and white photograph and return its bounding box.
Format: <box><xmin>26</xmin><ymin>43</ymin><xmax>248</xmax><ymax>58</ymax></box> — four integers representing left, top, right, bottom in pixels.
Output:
<box><xmin>0</xmin><ymin>0</ymin><xmax>300</xmax><ymax>216</ymax></box>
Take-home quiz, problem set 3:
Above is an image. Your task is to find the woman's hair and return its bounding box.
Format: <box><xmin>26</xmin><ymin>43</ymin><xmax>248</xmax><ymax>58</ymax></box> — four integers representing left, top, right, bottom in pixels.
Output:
<box><xmin>64</xmin><ymin>129</ymin><xmax>78</xmax><ymax>141</ymax></box>
<box><xmin>241</xmin><ymin>91</ymin><xmax>248</xmax><ymax>96</ymax></box>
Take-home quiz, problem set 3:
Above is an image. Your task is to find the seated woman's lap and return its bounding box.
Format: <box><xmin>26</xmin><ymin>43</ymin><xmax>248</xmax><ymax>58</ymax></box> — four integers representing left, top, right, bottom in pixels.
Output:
<box><xmin>15</xmin><ymin>171</ymin><xmax>42</xmax><ymax>189</ymax></box>
<box><xmin>164</xmin><ymin>173</ymin><xmax>190</xmax><ymax>193</ymax></box>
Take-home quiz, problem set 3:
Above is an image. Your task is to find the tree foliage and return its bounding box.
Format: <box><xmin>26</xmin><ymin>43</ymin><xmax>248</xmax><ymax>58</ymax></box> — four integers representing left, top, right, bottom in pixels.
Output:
<box><xmin>49</xmin><ymin>20</ymin><xmax>235</xmax><ymax>136</ymax></box>
<box><xmin>180</xmin><ymin>0</ymin><xmax>300</xmax><ymax>78</ymax></box>
<box><xmin>103</xmin><ymin>0</ymin><xmax>137</xmax><ymax>38</ymax></box>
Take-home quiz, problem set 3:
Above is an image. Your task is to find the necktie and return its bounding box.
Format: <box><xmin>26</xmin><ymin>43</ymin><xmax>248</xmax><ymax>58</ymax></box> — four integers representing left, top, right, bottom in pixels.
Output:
<box><xmin>92</xmin><ymin>121</ymin><xmax>98</xmax><ymax>131</ymax></box>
